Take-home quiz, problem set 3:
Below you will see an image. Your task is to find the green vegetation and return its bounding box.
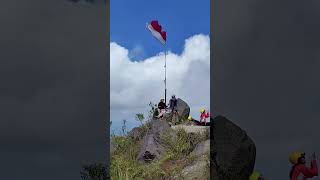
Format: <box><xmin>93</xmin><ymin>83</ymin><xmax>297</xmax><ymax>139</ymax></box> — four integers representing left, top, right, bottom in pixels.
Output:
<box><xmin>162</xmin><ymin>128</ymin><xmax>208</xmax><ymax>157</ymax></box>
<box><xmin>149</xmin><ymin>102</ymin><xmax>159</xmax><ymax>119</ymax></box>
<box><xmin>82</xmin><ymin>102</ymin><xmax>209</xmax><ymax>180</ymax></box>
<box><xmin>80</xmin><ymin>163</ymin><xmax>107</xmax><ymax>180</ymax></box>
<box><xmin>135</xmin><ymin>113</ymin><xmax>145</xmax><ymax>126</ymax></box>
<box><xmin>110</xmin><ymin>122</ymin><xmax>209</xmax><ymax>179</ymax></box>
<box><xmin>80</xmin><ymin>125</ymin><xmax>209</xmax><ymax>180</ymax></box>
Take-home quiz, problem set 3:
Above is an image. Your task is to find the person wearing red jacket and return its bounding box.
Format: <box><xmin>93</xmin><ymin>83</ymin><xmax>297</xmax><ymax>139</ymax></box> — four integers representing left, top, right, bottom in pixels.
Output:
<box><xmin>289</xmin><ymin>152</ymin><xmax>318</xmax><ymax>180</ymax></box>
<box><xmin>199</xmin><ymin>108</ymin><xmax>210</xmax><ymax>125</ymax></box>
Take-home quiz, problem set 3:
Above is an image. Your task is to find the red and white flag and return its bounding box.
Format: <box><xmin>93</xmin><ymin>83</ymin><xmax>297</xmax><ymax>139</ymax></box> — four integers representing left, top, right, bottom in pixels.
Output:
<box><xmin>146</xmin><ymin>20</ymin><xmax>167</xmax><ymax>45</ymax></box>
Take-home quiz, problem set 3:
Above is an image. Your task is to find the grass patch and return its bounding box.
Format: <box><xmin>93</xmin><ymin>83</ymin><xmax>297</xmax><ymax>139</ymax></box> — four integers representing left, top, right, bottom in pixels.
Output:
<box><xmin>161</xmin><ymin>128</ymin><xmax>208</xmax><ymax>158</ymax></box>
<box><xmin>110</xmin><ymin>126</ymin><xmax>209</xmax><ymax>179</ymax></box>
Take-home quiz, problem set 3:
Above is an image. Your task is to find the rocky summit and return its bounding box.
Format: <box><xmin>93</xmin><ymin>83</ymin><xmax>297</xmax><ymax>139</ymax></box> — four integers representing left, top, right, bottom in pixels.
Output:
<box><xmin>111</xmin><ymin>98</ymin><xmax>256</xmax><ymax>180</ymax></box>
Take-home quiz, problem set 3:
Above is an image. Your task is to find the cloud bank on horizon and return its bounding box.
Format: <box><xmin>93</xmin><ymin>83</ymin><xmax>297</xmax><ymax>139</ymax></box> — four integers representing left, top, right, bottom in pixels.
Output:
<box><xmin>110</xmin><ymin>34</ymin><xmax>210</xmax><ymax>129</ymax></box>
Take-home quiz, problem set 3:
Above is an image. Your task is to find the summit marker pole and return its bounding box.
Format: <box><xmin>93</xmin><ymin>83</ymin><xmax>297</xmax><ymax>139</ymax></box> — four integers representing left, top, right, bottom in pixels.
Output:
<box><xmin>164</xmin><ymin>45</ymin><xmax>167</xmax><ymax>106</ymax></box>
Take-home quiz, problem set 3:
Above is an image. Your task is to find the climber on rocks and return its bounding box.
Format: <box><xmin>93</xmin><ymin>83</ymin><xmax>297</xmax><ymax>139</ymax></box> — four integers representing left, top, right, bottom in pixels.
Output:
<box><xmin>169</xmin><ymin>95</ymin><xmax>178</xmax><ymax>112</ymax></box>
<box><xmin>186</xmin><ymin>115</ymin><xmax>213</xmax><ymax>126</ymax></box>
<box><xmin>187</xmin><ymin>115</ymin><xmax>200</xmax><ymax>126</ymax></box>
<box><xmin>200</xmin><ymin>108</ymin><xmax>210</xmax><ymax>126</ymax></box>
<box><xmin>169</xmin><ymin>95</ymin><xmax>178</xmax><ymax>125</ymax></box>
<box><xmin>249</xmin><ymin>171</ymin><xmax>265</xmax><ymax>180</ymax></box>
<box><xmin>156</xmin><ymin>98</ymin><xmax>167</xmax><ymax>119</ymax></box>
<box><xmin>289</xmin><ymin>152</ymin><xmax>318</xmax><ymax>180</ymax></box>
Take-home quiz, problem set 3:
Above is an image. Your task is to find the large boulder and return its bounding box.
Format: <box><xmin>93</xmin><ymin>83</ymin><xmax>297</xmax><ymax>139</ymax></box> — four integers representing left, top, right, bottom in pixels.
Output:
<box><xmin>176</xmin><ymin>98</ymin><xmax>190</xmax><ymax>120</ymax></box>
<box><xmin>181</xmin><ymin>119</ymin><xmax>199</xmax><ymax>126</ymax></box>
<box><xmin>191</xmin><ymin>139</ymin><xmax>210</xmax><ymax>156</ymax></box>
<box><xmin>171</xmin><ymin>125</ymin><xmax>209</xmax><ymax>135</ymax></box>
<box><xmin>163</xmin><ymin>98</ymin><xmax>190</xmax><ymax>124</ymax></box>
<box><xmin>180</xmin><ymin>160</ymin><xmax>210</xmax><ymax>180</ymax></box>
<box><xmin>211</xmin><ymin>116</ymin><xmax>256</xmax><ymax>180</ymax></box>
<box><xmin>137</xmin><ymin>119</ymin><xmax>175</xmax><ymax>163</ymax></box>
<box><xmin>128</xmin><ymin>126</ymin><xmax>146</xmax><ymax>141</ymax></box>
<box><xmin>179</xmin><ymin>140</ymin><xmax>210</xmax><ymax>180</ymax></box>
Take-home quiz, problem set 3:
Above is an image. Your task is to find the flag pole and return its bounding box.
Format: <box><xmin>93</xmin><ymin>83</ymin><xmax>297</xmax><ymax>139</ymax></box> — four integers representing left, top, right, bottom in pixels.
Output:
<box><xmin>164</xmin><ymin>44</ymin><xmax>167</xmax><ymax>106</ymax></box>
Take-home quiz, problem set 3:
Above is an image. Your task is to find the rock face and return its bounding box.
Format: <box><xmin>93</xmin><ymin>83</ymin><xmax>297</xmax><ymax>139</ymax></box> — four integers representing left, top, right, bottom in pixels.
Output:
<box><xmin>137</xmin><ymin>119</ymin><xmax>175</xmax><ymax>163</ymax></box>
<box><xmin>180</xmin><ymin>140</ymin><xmax>210</xmax><ymax>180</ymax></box>
<box><xmin>192</xmin><ymin>139</ymin><xmax>210</xmax><ymax>156</ymax></box>
<box><xmin>181</xmin><ymin>160</ymin><xmax>209</xmax><ymax>180</ymax></box>
<box><xmin>171</xmin><ymin>125</ymin><xmax>209</xmax><ymax>134</ymax></box>
<box><xmin>128</xmin><ymin>126</ymin><xmax>145</xmax><ymax>141</ymax></box>
<box><xmin>136</xmin><ymin>98</ymin><xmax>190</xmax><ymax>164</ymax></box>
<box><xmin>176</xmin><ymin>98</ymin><xmax>190</xmax><ymax>121</ymax></box>
<box><xmin>133</xmin><ymin>97</ymin><xmax>256</xmax><ymax>179</ymax></box>
<box><xmin>164</xmin><ymin>98</ymin><xmax>190</xmax><ymax>123</ymax></box>
<box><xmin>211</xmin><ymin>116</ymin><xmax>256</xmax><ymax>180</ymax></box>
<box><xmin>181</xmin><ymin>119</ymin><xmax>212</xmax><ymax>126</ymax></box>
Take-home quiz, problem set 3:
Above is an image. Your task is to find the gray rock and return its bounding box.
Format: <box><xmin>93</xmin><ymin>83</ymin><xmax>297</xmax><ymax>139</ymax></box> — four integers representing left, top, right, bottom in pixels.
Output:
<box><xmin>181</xmin><ymin>160</ymin><xmax>210</xmax><ymax>180</ymax></box>
<box><xmin>178</xmin><ymin>140</ymin><xmax>210</xmax><ymax>180</ymax></box>
<box><xmin>128</xmin><ymin>126</ymin><xmax>145</xmax><ymax>141</ymax></box>
<box><xmin>164</xmin><ymin>98</ymin><xmax>190</xmax><ymax>124</ymax></box>
<box><xmin>211</xmin><ymin>116</ymin><xmax>256</xmax><ymax>180</ymax></box>
<box><xmin>176</xmin><ymin>98</ymin><xmax>190</xmax><ymax>121</ymax></box>
<box><xmin>181</xmin><ymin>119</ymin><xmax>199</xmax><ymax>126</ymax></box>
<box><xmin>192</xmin><ymin>139</ymin><xmax>210</xmax><ymax>156</ymax></box>
<box><xmin>171</xmin><ymin>125</ymin><xmax>209</xmax><ymax>135</ymax></box>
<box><xmin>137</xmin><ymin>119</ymin><xmax>175</xmax><ymax>163</ymax></box>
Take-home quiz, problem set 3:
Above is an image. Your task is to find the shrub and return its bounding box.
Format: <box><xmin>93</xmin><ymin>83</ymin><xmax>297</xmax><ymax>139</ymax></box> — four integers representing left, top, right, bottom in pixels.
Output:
<box><xmin>80</xmin><ymin>163</ymin><xmax>107</xmax><ymax>180</ymax></box>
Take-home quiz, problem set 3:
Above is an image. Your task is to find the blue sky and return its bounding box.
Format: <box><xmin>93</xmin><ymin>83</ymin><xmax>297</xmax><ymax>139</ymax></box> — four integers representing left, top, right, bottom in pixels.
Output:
<box><xmin>110</xmin><ymin>0</ymin><xmax>210</xmax><ymax>60</ymax></box>
<box><xmin>110</xmin><ymin>0</ymin><xmax>210</xmax><ymax>134</ymax></box>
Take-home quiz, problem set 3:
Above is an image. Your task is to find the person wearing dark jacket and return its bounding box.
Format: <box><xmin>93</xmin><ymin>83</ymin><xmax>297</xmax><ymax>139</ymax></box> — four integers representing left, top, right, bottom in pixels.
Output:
<box><xmin>169</xmin><ymin>95</ymin><xmax>178</xmax><ymax>125</ymax></box>
<box><xmin>169</xmin><ymin>95</ymin><xmax>177</xmax><ymax>112</ymax></box>
<box><xmin>157</xmin><ymin>99</ymin><xmax>167</xmax><ymax>118</ymax></box>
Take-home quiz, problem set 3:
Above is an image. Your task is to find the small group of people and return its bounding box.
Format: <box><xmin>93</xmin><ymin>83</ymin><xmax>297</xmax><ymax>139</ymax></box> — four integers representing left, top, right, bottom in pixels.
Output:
<box><xmin>187</xmin><ymin>108</ymin><xmax>210</xmax><ymax>126</ymax></box>
<box><xmin>155</xmin><ymin>94</ymin><xmax>211</xmax><ymax>126</ymax></box>
<box><xmin>156</xmin><ymin>95</ymin><xmax>178</xmax><ymax>119</ymax></box>
<box><xmin>249</xmin><ymin>151</ymin><xmax>318</xmax><ymax>180</ymax></box>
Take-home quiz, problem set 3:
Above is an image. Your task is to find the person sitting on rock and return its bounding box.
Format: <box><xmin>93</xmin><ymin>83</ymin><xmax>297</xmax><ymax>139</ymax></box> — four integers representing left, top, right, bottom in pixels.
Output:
<box><xmin>249</xmin><ymin>171</ymin><xmax>265</xmax><ymax>180</ymax></box>
<box><xmin>187</xmin><ymin>115</ymin><xmax>200</xmax><ymax>126</ymax></box>
<box><xmin>200</xmin><ymin>108</ymin><xmax>210</xmax><ymax>125</ymax></box>
<box><xmin>156</xmin><ymin>98</ymin><xmax>167</xmax><ymax>118</ymax></box>
<box><xmin>289</xmin><ymin>152</ymin><xmax>318</xmax><ymax>180</ymax></box>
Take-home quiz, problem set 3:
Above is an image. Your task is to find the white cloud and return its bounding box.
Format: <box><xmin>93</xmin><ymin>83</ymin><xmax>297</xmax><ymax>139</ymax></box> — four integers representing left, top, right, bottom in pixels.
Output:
<box><xmin>128</xmin><ymin>44</ymin><xmax>145</xmax><ymax>60</ymax></box>
<box><xmin>110</xmin><ymin>34</ymin><xmax>210</xmax><ymax>130</ymax></box>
